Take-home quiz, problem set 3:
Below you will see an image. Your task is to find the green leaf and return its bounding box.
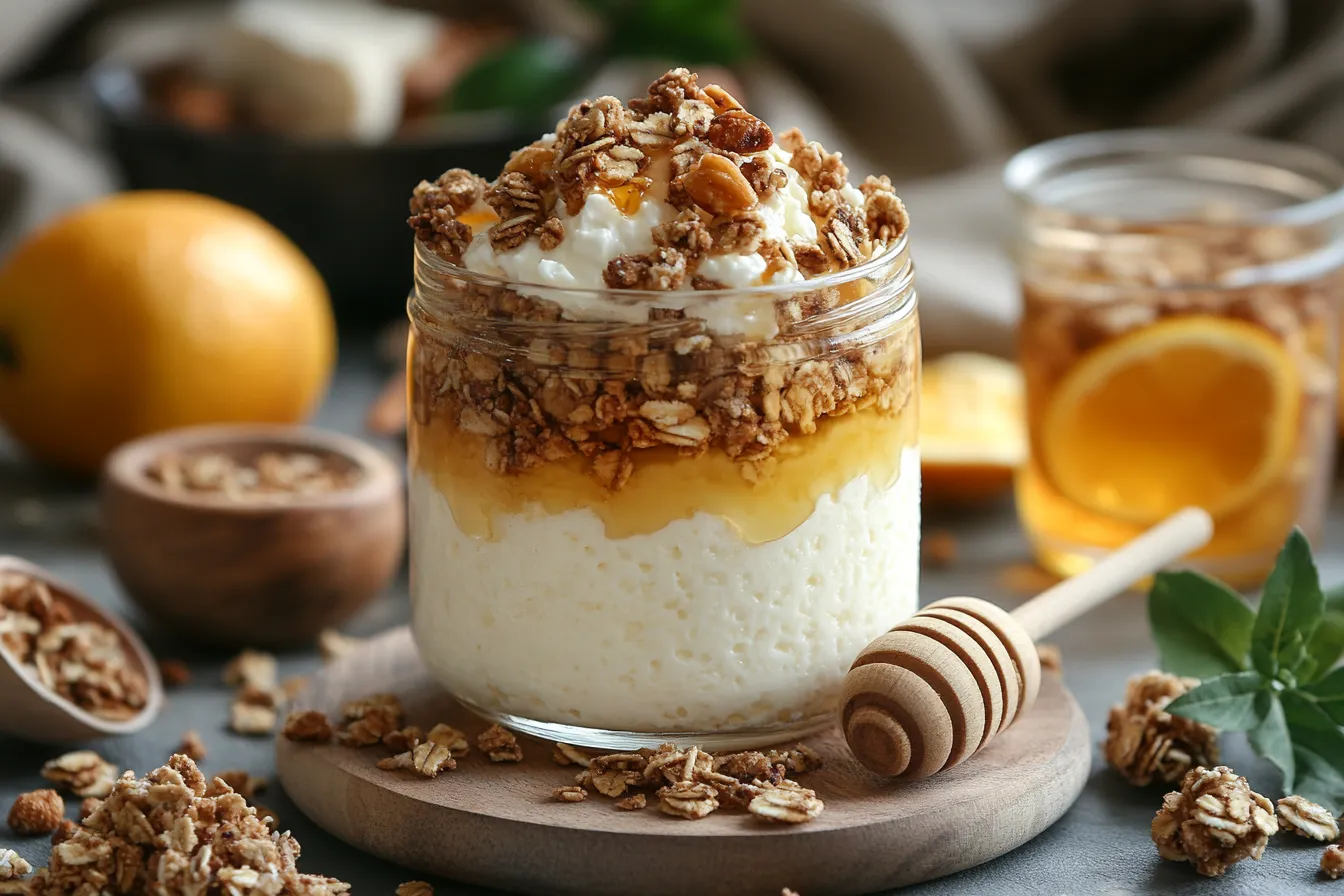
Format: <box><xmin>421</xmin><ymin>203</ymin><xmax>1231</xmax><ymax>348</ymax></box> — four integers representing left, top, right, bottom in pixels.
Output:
<box><xmin>1305</xmin><ymin>610</ymin><xmax>1344</xmax><ymax>683</ymax></box>
<box><xmin>1251</xmin><ymin>529</ymin><xmax>1324</xmax><ymax>678</ymax></box>
<box><xmin>448</xmin><ymin>38</ymin><xmax>586</xmax><ymax>114</ymax></box>
<box><xmin>1165</xmin><ymin>671</ymin><xmax>1268</xmax><ymax>730</ymax></box>
<box><xmin>1148</xmin><ymin>571</ymin><xmax>1255</xmax><ymax>677</ymax></box>
<box><xmin>1284</xmin><ymin>692</ymin><xmax>1344</xmax><ymax>813</ymax></box>
<box><xmin>1248</xmin><ymin>692</ymin><xmax>1295</xmax><ymax>793</ymax></box>
<box><xmin>609</xmin><ymin>0</ymin><xmax>752</xmax><ymax>65</ymax></box>
<box><xmin>1326</xmin><ymin>583</ymin><xmax>1344</xmax><ymax>614</ymax></box>
<box><xmin>1304</xmin><ymin>667</ymin><xmax>1344</xmax><ymax>726</ymax></box>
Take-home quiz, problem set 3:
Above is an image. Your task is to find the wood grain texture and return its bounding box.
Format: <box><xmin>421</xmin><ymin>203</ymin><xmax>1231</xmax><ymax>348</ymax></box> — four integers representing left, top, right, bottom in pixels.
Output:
<box><xmin>99</xmin><ymin>424</ymin><xmax>405</xmax><ymax>648</ymax></box>
<box><xmin>276</xmin><ymin>627</ymin><xmax>1090</xmax><ymax>896</ymax></box>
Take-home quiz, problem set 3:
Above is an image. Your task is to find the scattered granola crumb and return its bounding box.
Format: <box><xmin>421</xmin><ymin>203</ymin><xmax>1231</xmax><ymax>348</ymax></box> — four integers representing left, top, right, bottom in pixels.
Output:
<box><xmin>230</xmin><ymin>697</ymin><xmax>279</xmax><ymax>736</ymax></box>
<box><xmin>1105</xmin><ymin>671</ymin><xmax>1218</xmax><ymax>786</ymax></box>
<box><xmin>426</xmin><ymin>723</ymin><xmax>470</xmax><ymax>756</ymax></box>
<box><xmin>41</xmin><ymin>751</ymin><xmax>118</xmax><ymax>799</ymax></box>
<box><xmin>223</xmin><ymin>648</ymin><xmax>277</xmax><ymax>690</ymax></box>
<box><xmin>0</xmin><ymin>849</ymin><xmax>31</xmax><ymax>880</ymax></box>
<box><xmin>383</xmin><ymin>726</ymin><xmax>425</xmax><ymax>754</ymax></box>
<box><xmin>658</xmin><ymin>781</ymin><xmax>719</xmax><ymax>819</ymax></box>
<box><xmin>1037</xmin><ymin>643</ymin><xmax>1062</xmax><ymax>673</ymax></box>
<box><xmin>49</xmin><ymin>818</ymin><xmax>77</xmax><ymax>845</ymax></box>
<box><xmin>553</xmin><ymin>786</ymin><xmax>587</xmax><ymax>803</ymax></box>
<box><xmin>22</xmin><ymin>755</ymin><xmax>349</xmax><ymax>894</ymax></box>
<box><xmin>1277</xmin><ymin>795</ymin><xmax>1339</xmax><ymax>841</ymax></box>
<box><xmin>396</xmin><ymin>882</ymin><xmax>435</xmax><ymax>896</ymax></box>
<box><xmin>478</xmin><ymin>724</ymin><xmax>523</xmax><ymax>762</ymax></box>
<box><xmin>377</xmin><ymin>742</ymin><xmax>456</xmax><ymax>777</ymax></box>
<box><xmin>552</xmin><ymin>743</ymin><xmax>592</xmax><ymax>767</ymax></box>
<box><xmin>211</xmin><ymin>770</ymin><xmax>266</xmax><ymax>801</ymax></box>
<box><xmin>157</xmin><ymin>658</ymin><xmax>191</xmax><ymax>688</ymax></box>
<box><xmin>748</xmin><ymin>781</ymin><xmax>824</xmax><ymax>824</ymax></box>
<box><xmin>176</xmin><ymin>728</ymin><xmax>207</xmax><ymax>761</ymax></box>
<box><xmin>283</xmin><ymin>709</ymin><xmax>335</xmax><ymax>743</ymax></box>
<box><xmin>1151</xmin><ymin>766</ymin><xmax>1277</xmax><ymax>877</ymax></box>
<box><xmin>0</xmin><ymin>571</ymin><xmax>149</xmax><ymax>721</ymax></box>
<box><xmin>148</xmin><ymin>450</ymin><xmax>360</xmax><ymax>499</ymax></box>
<box><xmin>318</xmin><ymin>628</ymin><xmax>362</xmax><ymax>663</ymax></box>
<box><xmin>920</xmin><ymin>530</ymin><xmax>958</xmax><ymax>568</ymax></box>
<box><xmin>1324</xmin><ymin>844</ymin><xmax>1344</xmax><ymax>880</ymax></box>
<box><xmin>339</xmin><ymin>694</ymin><xmax>405</xmax><ymax>746</ymax></box>
<box><xmin>615</xmin><ymin>794</ymin><xmax>646</xmax><ymax>811</ymax></box>
<box><xmin>9</xmin><ymin>789</ymin><xmax>63</xmax><ymax>835</ymax></box>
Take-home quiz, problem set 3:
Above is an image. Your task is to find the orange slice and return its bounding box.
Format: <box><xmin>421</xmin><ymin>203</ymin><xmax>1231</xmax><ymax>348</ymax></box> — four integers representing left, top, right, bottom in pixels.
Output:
<box><xmin>1041</xmin><ymin>315</ymin><xmax>1300</xmax><ymax>525</ymax></box>
<box><xmin>921</xmin><ymin>353</ymin><xmax>1026</xmax><ymax>503</ymax></box>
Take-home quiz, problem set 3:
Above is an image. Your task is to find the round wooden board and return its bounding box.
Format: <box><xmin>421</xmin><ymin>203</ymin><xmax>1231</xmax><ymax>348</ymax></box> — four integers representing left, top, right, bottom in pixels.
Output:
<box><xmin>277</xmin><ymin>627</ymin><xmax>1090</xmax><ymax>896</ymax></box>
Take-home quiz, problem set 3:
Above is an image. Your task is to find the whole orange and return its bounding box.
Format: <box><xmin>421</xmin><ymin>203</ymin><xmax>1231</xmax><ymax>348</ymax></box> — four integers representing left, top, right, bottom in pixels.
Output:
<box><xmin>0</xmin><ymin>192</ymin><xmax>335</xmax><ymax>474</ymax></box>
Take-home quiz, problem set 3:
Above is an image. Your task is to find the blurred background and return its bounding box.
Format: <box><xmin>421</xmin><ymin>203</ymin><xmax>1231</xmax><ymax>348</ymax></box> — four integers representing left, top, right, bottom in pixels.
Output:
<box><xmin>4</xmin><ymin>0</ymin><xmax>1344</xmax><ymax>351</ymax></box>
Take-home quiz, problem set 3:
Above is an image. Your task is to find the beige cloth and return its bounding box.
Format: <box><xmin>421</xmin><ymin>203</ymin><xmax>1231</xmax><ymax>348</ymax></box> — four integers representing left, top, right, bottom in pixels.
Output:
<box><xmin>2</xmin><ymin>0</ymin><xmax>1343</xmax><ymax>357</ymax></box>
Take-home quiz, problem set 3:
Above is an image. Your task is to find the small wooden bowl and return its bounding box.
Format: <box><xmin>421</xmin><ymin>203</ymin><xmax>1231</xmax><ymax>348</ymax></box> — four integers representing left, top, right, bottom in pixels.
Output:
<box><xmin>0</xmin><ymin>556</ymin><xmax>164</xmax><ymax>743</ymax></box>
<box><xmin>99</xmin><ymin>424</ymin><xmax>405</xmax><ymax>649</ymax></box>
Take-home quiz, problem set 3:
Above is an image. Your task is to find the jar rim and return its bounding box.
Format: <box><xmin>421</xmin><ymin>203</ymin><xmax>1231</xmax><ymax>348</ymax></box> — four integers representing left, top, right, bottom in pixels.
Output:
<box><xmin>413</xmin><ymin>232</ymin><xmax>911</xmax><ymax>301</ymax></box>
<box><xmin>1004</xmin><ymin>129</ymin><xmax>1344</xmax><ymax>227</ymax></box>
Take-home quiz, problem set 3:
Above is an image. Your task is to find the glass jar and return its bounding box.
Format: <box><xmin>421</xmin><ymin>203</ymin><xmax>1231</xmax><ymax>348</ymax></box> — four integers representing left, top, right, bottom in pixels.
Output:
<box><xmin>1005</xmin><ymin>130</ymin><xmax>1344</xmax><ymax>584</ymax></box>
<box><xmin>406</xmin><ymin>237</ymin><xmax>920</xmax><ymax>750</ymax></box>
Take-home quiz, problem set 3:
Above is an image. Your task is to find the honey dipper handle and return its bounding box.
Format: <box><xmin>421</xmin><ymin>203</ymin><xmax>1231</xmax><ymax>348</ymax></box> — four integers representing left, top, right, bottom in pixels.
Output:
<box><xmin>1010</xmin><ymin>507</ymin><xmax>1214</xmax><ymax>641</ymax></box>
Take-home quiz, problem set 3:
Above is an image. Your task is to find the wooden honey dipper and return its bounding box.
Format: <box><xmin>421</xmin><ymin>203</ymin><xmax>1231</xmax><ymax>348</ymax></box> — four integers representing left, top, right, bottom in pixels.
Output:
<box><xmin>842</xmin><ymin>507</ymin><xmax>1214</xmax><ymax>779</ymax></box>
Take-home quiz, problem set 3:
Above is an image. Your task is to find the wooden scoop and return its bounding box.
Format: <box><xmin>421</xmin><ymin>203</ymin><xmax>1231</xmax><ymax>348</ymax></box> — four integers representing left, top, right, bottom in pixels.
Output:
<box><xmin>842</xmin><ymin>507</ymin><xmax>1213</xmax><ymax>779</ymax></box>
<box><xmin>0</xmin><ymin>556</ymin><xmax>164</xmax><ymax>743</ymax></box>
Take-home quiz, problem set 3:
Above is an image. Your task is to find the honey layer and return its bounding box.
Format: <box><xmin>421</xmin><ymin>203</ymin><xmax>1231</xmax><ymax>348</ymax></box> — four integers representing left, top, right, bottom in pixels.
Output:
<box><xmin>411</xmin><ymin>403</ymin><xmax>917</xmax><ymax>543</ymax></box>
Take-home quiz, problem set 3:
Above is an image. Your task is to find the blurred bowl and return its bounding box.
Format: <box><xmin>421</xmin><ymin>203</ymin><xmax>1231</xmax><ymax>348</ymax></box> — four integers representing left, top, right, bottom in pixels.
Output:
<box><xmin>88</xmin><ymin>64</ymin><xmax>541</xmax><ymax>326</ymax></box>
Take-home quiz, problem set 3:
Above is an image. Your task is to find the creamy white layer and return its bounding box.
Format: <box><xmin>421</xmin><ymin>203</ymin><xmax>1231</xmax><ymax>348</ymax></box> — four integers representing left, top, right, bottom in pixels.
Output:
<box><xmin>408</xmin><ymin>448</ymin><xmax>921</xmax><ymax>735</ymax></box>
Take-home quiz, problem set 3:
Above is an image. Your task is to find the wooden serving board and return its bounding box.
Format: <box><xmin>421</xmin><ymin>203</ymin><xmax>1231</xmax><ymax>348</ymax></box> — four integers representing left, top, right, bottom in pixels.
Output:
<box><xmin>276</xmin><ymin>628</ymin><xmax>1090</xmax><ymax>896</ymax></box>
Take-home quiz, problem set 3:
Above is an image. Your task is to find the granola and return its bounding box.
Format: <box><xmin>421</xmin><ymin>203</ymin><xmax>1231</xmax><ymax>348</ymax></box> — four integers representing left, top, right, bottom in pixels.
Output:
<box><xmin>283</xmin><ymin>709</ymin><xmax>335</xmax><ymax>743</ymax></box>
<box><xmin>148</xmin><ymin>450</ymin><xmax>361</xmax><ymax>499</ymax></box>
<box><xmin>0</xmin><ymin>850</ymin><xmax>30</xmax><ymax>880</ymax></box>
<box><xmin>1104</xmin><ymin>671</ymin><xmax>1219</xmax><ymax>786</ymax></box>
<box><xmin>0</xmin><ymin>571</ymin><xmax>149</xmax><ymax>721</ymax></box>
<box><xmin>1277</xmin><ymin>795</ymin><xmax>1339</xmax><ymax>841</ymax></box>
<box><xmin>377</xmin><ymin>741</ymin><xmax>456</xmax><ymax>777</ymax></box>
<box><xmin>615</xmin><ymin>794</ymin><xmax>646</xmax><ymax>811</ymax></box>
<box><xmin>9</xmin><ymin>789</ymin><xmax>63</xmax><ymax>835</ymax></box>
<box><xmin>210</xmin><ymin>770</ymin><xmax>266</xmax><ymax>801</ymax></box>
<box><xmin>20</xmin><ymin>755</ymin><xmax>348</xmax><ymax>895</ymax></box>
<box><xmin>478</xmin><ymin>724</ymin><xmax>523</xmax><ymax>762</ymax></box>
<box><xmin>41</xmin><ymin>750</ymin><xmax>118</xmax><ymax>799</ymax></box>
<box><xmin>552</xmin><ymin>785</ymin><xmax>587</xmax><ymax>803</ymax></box>
<box><xmin>1325</xmin><ymin>844</ymin><xmax>1344</xmax><ymax>880</ymax></box>
<box><xmin>748</xmin><ymin>781</ymin><xmax>824</xmax><ymax>824</ymax></box>
<box><xmin>1151</xmin><ymin>766</ymin><xmax>1277</xmax><ymax>877</ymax></box>
<box><xmin>176</xmin><ymin>729</ymin><xmax>207</xmax><ymax>762</ymax></box>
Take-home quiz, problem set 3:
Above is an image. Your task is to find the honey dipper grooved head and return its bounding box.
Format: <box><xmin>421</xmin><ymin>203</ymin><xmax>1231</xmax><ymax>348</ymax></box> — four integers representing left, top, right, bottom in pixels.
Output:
<box><xmin>841</xmin><ymin>596</ymin><xmax>1041</xmax><ymax>779</ymax></box>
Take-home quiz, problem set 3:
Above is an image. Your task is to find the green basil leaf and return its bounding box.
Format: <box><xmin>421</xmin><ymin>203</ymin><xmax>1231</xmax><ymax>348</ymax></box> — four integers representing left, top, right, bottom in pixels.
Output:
<box><xmin>448</xmin><ymin>38</ymin><xmax>585</xmax><ymax>114</ymax></box>
<box><xmin>1251</xmin><ymin>529</ymin><xmax>1324</xmax><ymax>678</ymax></box>
<box><xmin>1303</xmin><ymin>668</ymin><xmax>1344</xmax><ymax>726</ymax></box>
<box><xmin>1248</xmin><ymin>691</ymin><xmax>1295</xmax><ymax>794</ymax></box>
<box><xmin>1293</xmin><ymin>744</ymin><xmax>1344</xmax><ymax>816</ymax></box>
<box><xmin>1165</xmin><ymin>671</ymin><xmax>1268</xmax><ymax>730</ymax></box>
<box><xmin>1148</xmin><ymin>571</ymin><xmax>1255</xmax><ymax>677</ymax></box>
<box><xmin>1306</xmin><ymin>609</ymin><xmax>1344</xmax><ymax>682</ymax></box>
<box><xmin>610</xmin><ymin>0</ymin><xmax>752</xmax><ymax>64</ymax></box>
<box><xmin>1284</xmin><ymin>693</ymin><xmax>1344</xmax><ymax>813</ymax></box>
<box><xmin>1325</xmin><ymin>583</ymin><xmax>1344</xmax><ymax>614</ymax></box>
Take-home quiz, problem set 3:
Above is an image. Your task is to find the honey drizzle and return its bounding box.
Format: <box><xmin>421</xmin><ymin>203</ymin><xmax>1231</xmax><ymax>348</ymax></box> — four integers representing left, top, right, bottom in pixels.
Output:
<box><xmin>411</xmin><ymin>403</ymin><xmax>917</xmax><ymax>543</ymax></box>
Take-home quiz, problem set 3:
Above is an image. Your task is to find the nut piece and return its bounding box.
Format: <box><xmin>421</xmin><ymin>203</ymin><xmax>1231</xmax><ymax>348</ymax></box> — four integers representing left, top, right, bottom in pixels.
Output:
<box><xmin>615</xmin><ymin>794</ymin><xmax>647</xmax><ymax>811</ymax></box>
<box><xmin>1277</xmin><ymin>795</ymin><xmax>1339</xmax><ymax>841</ymax></box>
<box><xmin>1151</xmin><ymin>766</ymin><xmax>1278</xmax><ymax>877</ymax></box>
<box><xmin>176</xmin><ymin>729</ymin><xmax>207</xmax><ymax>761</ymax></box>
<box><xmin>283</xmin><ymin>709</ymin><xmax>334</xmax><ymax>743</ymax></box>
<box><xmin>657</xmin><ymin>781</ymin><xmax>719</xmax><ymax>820</ymax></box>
<box><xmin>706</xmin><ymin>110</ymin><xmax>774</xmax><ymax>155</ymax></box>
<box><xmin>0</xmin><ymin>849</ymin><xmax>31</xmax><ymax>880</ymax></box>
<box><xmin>1105</xmin><ymin>671</ymin><xmax>1219</xmax><ymax>786</ymax></box>
<box><xmin>478</xmin><ymin>724</ymin><xmax>524</xmax><ymax>762</ymax></box>
<box><xmin>397</xmin><ymin>882</ymin><xmax>435</xmax><ymax>896</ymax></box>
<box><xmin>748</xmin><ymin>781</ymin><xmax>824</xmax><ymax>824</ymax></box>
<box><xmin>1324</xmin><ymin>845</ymin><xmax>1344</xmax><ymax>880</ymax></box>
<box><xmin>553</xmin><ymin>786</ymin><xmax>587</xmax><ymax>803</ymax></box>
<box><xmin>41</xmin><ymin>750</ymin><xmax>118</xmax><ymax>799</ymax></box>
<box><xmin>682</xmin><ymin>153</ymin><xmax>757</xmax><ymax>217</ymax></box>
<box><xmin>9</xmin><ymin>789</ymin><xmax>64</xmax><ymax>835</ymax></box>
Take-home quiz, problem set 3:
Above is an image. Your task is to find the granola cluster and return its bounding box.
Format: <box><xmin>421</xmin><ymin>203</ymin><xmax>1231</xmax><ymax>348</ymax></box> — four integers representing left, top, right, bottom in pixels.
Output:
<box><xmin>1276</xmin><ymin>795</ymin><xmax>1339</xmax><ymax>842</ymax></box>
<box><xmin>1151</xmin><ymin>766</ymin><xmax>1278</xmax><ymax>877</ymax></box>
<box><xmin>281</xmin><ymin>696</ymin><xmax>477</xmax><ymax>779</ymax></box>
<box><xmin>0</xmin><ymin>571</ymin><xmax>149</xmax><ymax>721</ymax></box>
<box><xmin>408</xmin><ymin>69</ymin><xmax>917</xmax><ymax>489</ymax></box>
<box><xmin>1104</xmin><ymin>671</ymin><xmax>1220</xmax><ymax>786</ymax></box>
<box><xmin>554</xmin><ymin>741</ymin><xmax>824</xmax><ymax>823</ymax></box>
<box><xmin>148</xmin><ymin>451</ymin><xmax>361</xmax><ymax>499</ymax></box>
<box><xmin>8</xmin><ymin>790</ymin><xmax>64</xmax><ymax>836</ymax></box>
<box><xmin>41</xmin><ymin>751</ymin><xmax>119</xmax><ymax>799</ymax></box>
<box><xmin>225</xmin><ymin>649</ymin><xmax>289</xmax><ymax>736</ymax></box>
<box><xmin>16</xmin><ymin>755</ymin><xmax>347</xmax><ymax>895</ymax></box>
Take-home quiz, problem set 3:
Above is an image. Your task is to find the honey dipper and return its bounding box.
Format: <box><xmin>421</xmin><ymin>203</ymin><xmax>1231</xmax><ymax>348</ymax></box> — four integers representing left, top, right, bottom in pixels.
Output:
<box><xmin>842</xmin><ymin>507</ymin><xmax>1214</xmax><ymax>779</ymax></box>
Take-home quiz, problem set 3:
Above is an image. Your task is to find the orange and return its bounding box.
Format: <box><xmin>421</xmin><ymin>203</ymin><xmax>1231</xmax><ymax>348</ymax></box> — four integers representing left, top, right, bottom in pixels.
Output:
<box><xmin>920</xmin><ymin>353</ymin><xmax>1026</xmax><ymax>503</ymax></box>
<box><xmin>0</xmin><ymin>192</ymin><xmax>335</xmax><ymax>474</ymax></box>
<box><xmin>1041</xmin><ymin>315</ymin><xmax>1299</xmax><ymax>525</ymax></box>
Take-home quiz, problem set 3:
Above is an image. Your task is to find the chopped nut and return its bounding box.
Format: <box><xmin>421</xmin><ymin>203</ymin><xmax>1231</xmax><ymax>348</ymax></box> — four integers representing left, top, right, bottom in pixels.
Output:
<box><xmin>657</xmin><ymin>781</ymin><xmax>719</xmax><ymax>820</ymax></box>
<box><xmin>1151</xmin><ymin>766</ymin><xmax>1277</xmax><ymax>877</ymax></box>
<box><xmin>553</xmin><ymin>786</ymin><xmax>587</xmax><ymax>803</ymax></box>
<box><xmin>9</xmin><ymin>789</ymin><xmax>63</xmax><ymax>835</ymax></box>
<box><xmin>706</xmin><ymin>110</ymin><xmax>773</xmax><ymax>155</ymax></box>
<box><xmin>0</xmin><ymin>849</ymin><xmax>30</xmax><ymax>880</ymax></box>
<box><xmin>176</xmin><ymin>729</ymin><xmax>207</xmax><ymax>761</ymax></box>
<box><xmin>1324</xmin><ymin>845</ymin><xmax>1344</xmax><ymax>879</ymax></box>
<box><xmin>317</xmin><ymin>628</ymin><xmax>362</xmax><ymax>662</ymax></box>
<box><xmin>1105</xmin><ymin>671</ymin><xmax>1219</xmax><ymax>786</ymax></box>
<box><xmin>478</xmin><ymin>724</ymin><xmax>523</xmax><ymax>762</ymax></box>
<box><xmin>397</xmin><ymin>883</ymin><xmax>435</xmax><ymax>896</ymax></box>
<box><xmin>41</xmin><ymin>750</ymin><xmax>118</xmax><ymax>799</ymax></box>
<box><xmin>1277</xmin><ymin>795</ymin><xmax>1339</xmax><ymax>841</ymax></box>
<box><xmin>283</xmin><ymin>709</ymin><xmax>334</xmax><ymax>743</ymax></box>
<box><xmin>682</xmin><ymin>153</ymin><xmax>757</xmax><ymax>217</ymax></box>
<box><xmin>749</xmin><ymin>781</ymin><xmax>824</xmax><ymax>824</ymax></box>
<box><xmin>615</xmin><ymin>794</ymin><xmax>647</xmax><ymax>811</ymax></box>
<box><xmin>552</xmin><ymin>743</ymin><xmax>592</xmax><ymax>767</ymax></box>
<box><xmin>157</xmin><ymin>658</ymin><xmax>191</xmax><ymax>688</ymax></box>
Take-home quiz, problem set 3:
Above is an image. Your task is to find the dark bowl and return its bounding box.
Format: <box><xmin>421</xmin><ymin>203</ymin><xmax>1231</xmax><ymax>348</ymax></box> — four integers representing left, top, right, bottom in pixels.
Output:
<box><xmin>88</xmin><ymin>65</ymin><xmax>545</xmax><ymax>326</ymax></box>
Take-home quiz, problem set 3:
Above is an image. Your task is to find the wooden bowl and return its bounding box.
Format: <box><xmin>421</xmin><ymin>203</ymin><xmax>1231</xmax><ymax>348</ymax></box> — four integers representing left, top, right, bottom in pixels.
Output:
<box><xmin>99</xmin><ymin>424</ymin><xmax>405</xmax><ymax>649</ymax></box>
<box><xmin>0</xmin><ymin>555</ymin><xmax>164</xmax><ymax>743</ymax></box>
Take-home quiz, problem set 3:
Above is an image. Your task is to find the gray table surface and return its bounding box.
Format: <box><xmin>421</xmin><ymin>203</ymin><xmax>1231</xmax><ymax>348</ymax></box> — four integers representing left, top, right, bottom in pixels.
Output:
<box><xmin>1</xmin><ymin>341</ymin><xmax>1341</xmax><ymax>896</ymax></box>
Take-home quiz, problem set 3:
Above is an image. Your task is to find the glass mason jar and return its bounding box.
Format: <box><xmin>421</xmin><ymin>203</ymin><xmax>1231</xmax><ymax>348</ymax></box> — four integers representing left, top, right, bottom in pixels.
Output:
<box><xmin>1005</xmin><ymin>130</ymin><xmax>1344</xmax><ymax>584</ymax></box>
<box><xmin>406</xmin><ymin>237</ymin><xmax>920</xmax><ymax>750</ymax></box>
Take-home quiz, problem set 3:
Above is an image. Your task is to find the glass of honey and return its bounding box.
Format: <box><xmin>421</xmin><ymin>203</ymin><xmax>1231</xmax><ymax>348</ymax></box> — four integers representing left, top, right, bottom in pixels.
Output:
<box><xmin>1005</xmin><ymin>130</ymin><xmax>1344</xmax><ymax>584</ymax></box>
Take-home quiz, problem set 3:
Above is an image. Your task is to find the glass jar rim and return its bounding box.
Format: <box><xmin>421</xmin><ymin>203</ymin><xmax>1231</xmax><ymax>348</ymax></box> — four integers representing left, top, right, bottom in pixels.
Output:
<box><xmin>1004</xmin><ymin>129</ymin><xmax>1344</xmax><ymax>227</ymax></box>
<box><xmin>413</xmin><ymin>232</ymin><xmax>911</xmax><ymax>301</ymax></box>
